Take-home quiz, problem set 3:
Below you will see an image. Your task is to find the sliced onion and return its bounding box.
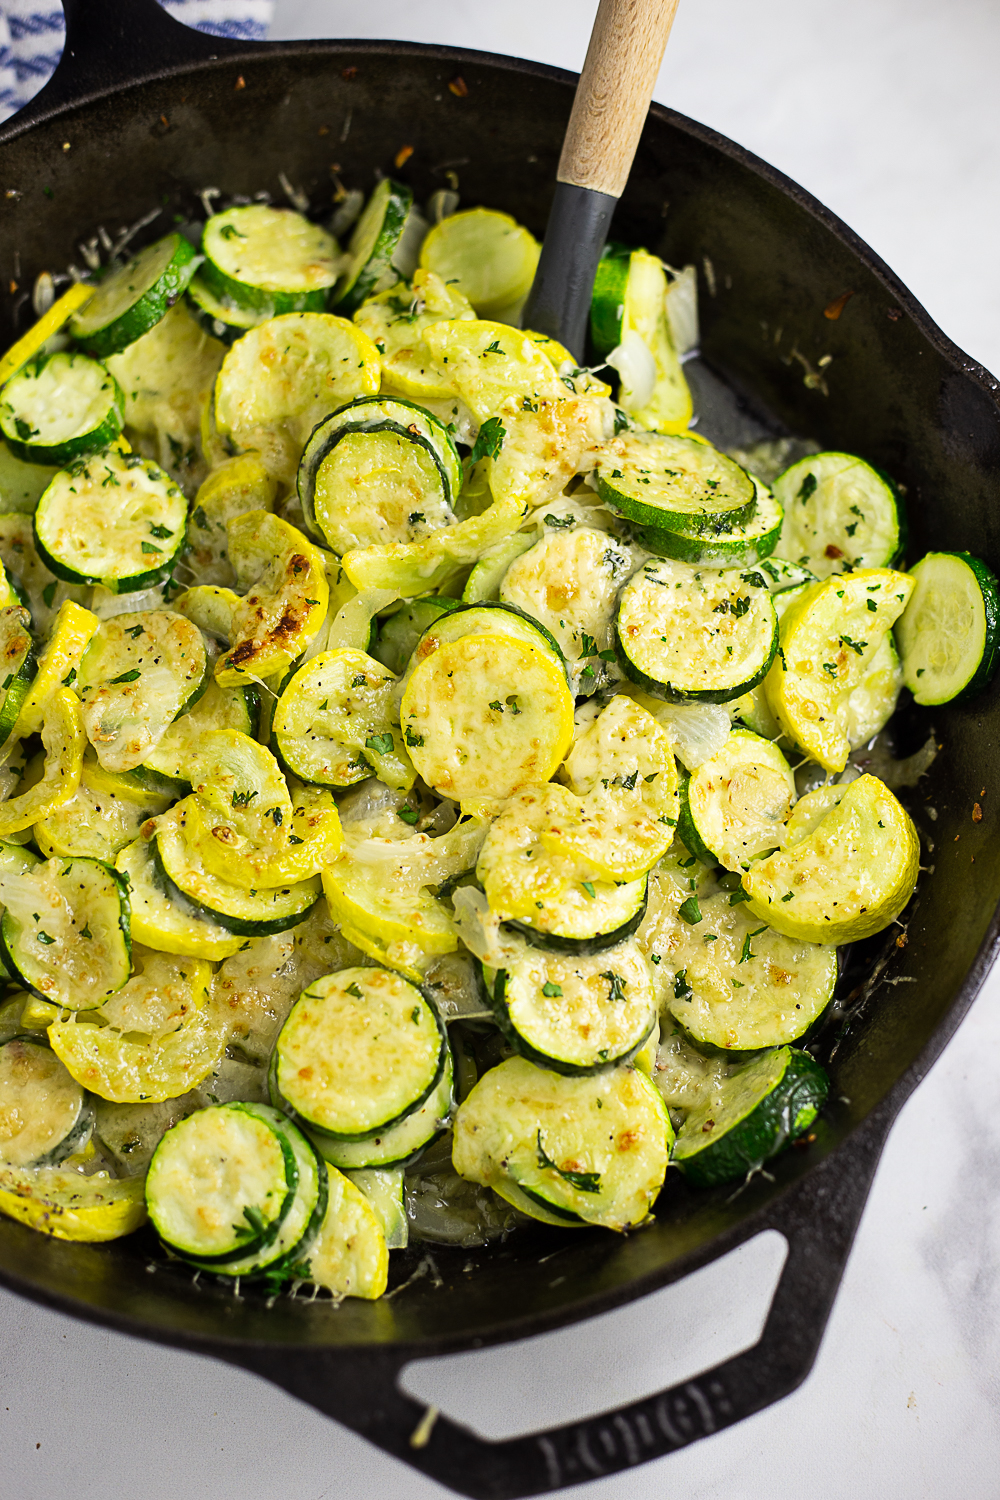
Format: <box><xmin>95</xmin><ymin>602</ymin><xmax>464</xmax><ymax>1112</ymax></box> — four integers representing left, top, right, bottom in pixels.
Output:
<box><xmin>606</xmin><ymin>330</ymin><xmax>657</xmax><ymax>411</ymax></box>
<box><xmin>647</xmin><ymin>700</ymin><xmax>731</xmax><ymax>768</ymax></box>
<box><xmin>665</xmin><ymin>263</ymin><xmax>700</xmax><ymax>356</ymax></box>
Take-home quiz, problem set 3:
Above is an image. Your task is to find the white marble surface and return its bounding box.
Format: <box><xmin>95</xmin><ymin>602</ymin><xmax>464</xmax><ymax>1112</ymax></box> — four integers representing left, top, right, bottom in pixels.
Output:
<box><xmin>4</xmin><ymin>2</ymin><xmax>1000</xmax><ymax>1496</ymax></box>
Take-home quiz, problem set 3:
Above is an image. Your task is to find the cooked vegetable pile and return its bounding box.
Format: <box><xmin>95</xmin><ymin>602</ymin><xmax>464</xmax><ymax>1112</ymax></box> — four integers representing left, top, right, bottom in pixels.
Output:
<box><xmin>0</xmin><ymin>182</ymin><xmax>993</xmax><ymax>1301</ymax></box>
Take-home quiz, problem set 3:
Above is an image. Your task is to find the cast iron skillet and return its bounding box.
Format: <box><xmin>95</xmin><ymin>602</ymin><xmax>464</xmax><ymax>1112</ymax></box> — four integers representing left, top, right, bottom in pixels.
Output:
<box><xmin>1</xmin><ymin>2</ymin><xmax>999</xmax><ymax>1494</ymax></box>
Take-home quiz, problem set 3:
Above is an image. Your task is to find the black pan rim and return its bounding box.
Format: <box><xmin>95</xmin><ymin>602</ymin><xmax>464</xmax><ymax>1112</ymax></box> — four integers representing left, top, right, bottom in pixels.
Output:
<box><xmin>0</xmin><ymin>30</ymin><xmax>998</xmax><ymax>1372</ymax></box>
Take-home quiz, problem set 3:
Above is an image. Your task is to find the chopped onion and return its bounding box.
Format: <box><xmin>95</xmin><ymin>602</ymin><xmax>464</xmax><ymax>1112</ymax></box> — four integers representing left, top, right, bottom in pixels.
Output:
<box><xmin>646</xmin><ymin>700</ymin><xmax>731</xmax><ymax>768</ymax></box>
<box><xmin>665</xmin><ymin>263</ymin><xmax>700</xmax><ymax>356</ymax></box>
<box><xmin>606</xmin><ymin>330</ymin><xmax>657</xmax><ymax>412</ymax></box>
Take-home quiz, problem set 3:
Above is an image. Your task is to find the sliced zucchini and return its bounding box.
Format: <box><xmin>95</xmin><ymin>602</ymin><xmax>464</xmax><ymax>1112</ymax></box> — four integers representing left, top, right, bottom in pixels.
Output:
<box><xmin>0</xmin><ymin>688</ymin><xmax>86</xmax><ymax>840</ymax></box>
<box><xmin>272</xmin><ymin>648</ymin><xmax>415</xmax><ymax>793</ymax></box>
<box><xmin>76</xmin><ymin>609</ymin><xmax>208</xmax><ymax>773</ymax></box>
<box><xmin>895</xmin><ymin>550</ymin><xmax>1000</xmax><ymax>705</ymax></box>
<box><xmin>0</xmin><ymin>855</ymin><xmax>131</xmax><ymax>1011</ymax></box>
<box><xmin>15</xmin><ymin>598</ymin><xmax>99</xmax><ymax>739</ymax></box>
<box><xmin>154</xmin><ymin>799</ymin><xmax>320</xmax><ymax>937</ymax></box>
<box><xmin>115</xmin><ymin>833</ymin><xmax>244</xmax><ymax>961</ymax></box>
<box><xmin>334</xmin><ymin>178</ymin><xmax>422</xmax><ymax>316</ymax></box>
<box><xmin>48</xmin><ymin>950</ymin><xmax>220</xmax><ymax>1104</ymax></box>
<box><xmin>303</xmin><ymin>1167</ymin><xmax>389</xmax><ymax>1297</ymax></box>
<box><xmin>344</xmin><ymin>1167</ymin><xmax>408</xmax><ymax>1251</ymax></box>
<box><xmin>185</xmin><ymin>452</ymin><xmax>278</xmax><ymax>590</ymax></box>
<box><xmin>353</xmin><ymin>268</ymin><xmax>476</xmax><ymax>403</ymax></box>
<box><xmin>304</xmin><ymin>1050</ymin><xmax>453</xmax><ymax>1171</ymax></box>
<box><xmin>201</xmin><ymin>205</ymin><xmax>340</xmax><ymax>315</ymax></box>
<box><xmin>648</xmin><ymin>888</ymin><xmax>837</xmax><ymax>1052</ymax></box>
<box><xmin>274</xmin><ymin>967</ymin><xmax>447</xmax><ymax>1140</ymax></box>
<box><xmin>674</xmin><ymin>1047</ymin><xmax>829</xmax><ymax>1187</ymax></box>
<box><xmin>591</xmin><ymin>247</ymin><xmax>691</xmax><ymax>433</ymax></box>
<box><xmin>0</xmin><ymin>604</ymin><xmax>36</xmax><ymax>747</ymax></box>
<box><xmin>461</xmin><ymin>531</ymin><xmax>534</xmax><ymax>605</ymax></box>
<box><xmin>764</xmin><ymin>568</ymin><xmax>914</xmax><ymax>771</ymax></box>
<box><xmin>772</xmin><ymin>452</ymin><xmax>902</xmax><ymax>578</ymax></box>
<box><xmin>214</xmin><ymin>511</ymin><xmax>329</xmax><ymax>686</ymax></box>
<box><xmin>402</xmin><ymin>600</ymin><xmax>568</xmax><ymax>684</ymax></box>
<box><xmin>371</xmin><ymin>594</ymin><xmax>463</xmax><ymax>676</ymax></box>
<box><xmin>677</xmin><ymin>728</ymin><xmax>795</xmax><ymax>872</ymax></box>
<box><xmin>34</xmin><ymin>449</ymin><xmax>187</xmax><ymax>593</ymax></box>
<box><xmin>0</xmin><ymin>1035</ymin><xmax>92</xmax><ymax>1166</ymax></box>
<box><xmin>634</xmin><ymin>479</ymin><xmax>783</xmax><ymax>569</ymax></box>
<box><xmin>0</xmin><ymin>353</ymin><xmax>124</xmax><ymax>466</ymax></box>
<box><xmin>296</xmin><ymin>395</ymin><xmax>462</xmax><ymax>554</ymax></box>
<box><xmin>0</xmin><ymin>1159</ymin><xmax>146</xmax><ymax>1242</ymax></box>
<box><xmin>549</xmin><ymin>695</ymin><xmax>680</xmax><ymax>882</ymax></box>
<box><xmin>34</xmin><ymin>750</ymin><xmax>172</xmax><ymax>862</ymax></box>
<box><xmin>617</xmin><ymin>558</ymin><xmax>777</xmax><ymax>703</ymax></box>
<box><xmin>186</xmin><ymin>274</ymin><xmax>267</xmax><ymax>345</ymax></box>
<box><xmin>452</xmin><ymin>1055</ymin><xmax>672</xmax><ymax>1232</ymax></box>
<box><xmin>69</xmin><ymin>233</ymin><xmax>200</xmax><ymax>358</ymax></box>
<box><xmin>477</xmin><ymin>785</ymin><xmax>649</xmax><ymax>955</ymax></box>
<box><xmin>322</xmin><ymin>815</ymin><xmax>487</xmax><ymax>982</ymax></box>
<box><xmin>401</xmin><ymin>631</ymin><xmax>573</xmax><ymax>809</ymax></box>
<box><xmin>597</xmin><ymin>432</ymin><xmax>754</xmax><ymax>534</ymax></box>
<box><xmin>213</xmin><ymin>314</ymin><xmax>381</xmax><ymax>459</ymax></box>
<box><xmin>741</xmin><ymin>773</ymin><xmax>919</xmax><ymax>944</ymax></box>
<box><xmin>499</xmin><ymin>526</ymin><xmax>633</xmax><ymax>694</ymax></box>
<box><xmin>845</xmin><ymin>632</ymin><xmax>902</xmax><ymax>747</ymax></box>
<box><xmin>139</xmin><ymin>679</ymin><xmax>255</xmax><ymax>784</ymax></box>
<box><xmin>418</xmin><ymin>208</ymin><xmax>539</xmax><ymax>320</ymax></box>
<box><xmin>487</xmin><ymin>937</ymin><xmax>656</xmax><ymax>1073</ymax></box>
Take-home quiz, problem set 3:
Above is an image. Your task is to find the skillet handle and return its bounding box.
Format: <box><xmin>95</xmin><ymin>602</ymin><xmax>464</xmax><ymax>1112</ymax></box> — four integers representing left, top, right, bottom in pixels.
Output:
<box><xmin>5</xmin><ymin>0</ymin><xmax>246</xmax><ymax>133</ymax></box>
<box><xmin>236</xmin><ymin>1113</ymin><xmax>890</xmax><ymax>1498</ymax></box>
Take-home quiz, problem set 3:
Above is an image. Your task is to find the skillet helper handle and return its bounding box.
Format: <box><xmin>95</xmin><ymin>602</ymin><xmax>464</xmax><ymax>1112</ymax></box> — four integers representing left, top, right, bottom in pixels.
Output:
<box><xmin>242</xmin><ymin>1115</ymin><xmax>888</xmax><ymax>1499</ymax></box>
<box><xmin>521</xmin><ymin>0</ymin><xmax>680</xmax><ymax>358</ymax></box>
<box><xmin>6</xmin><ymin>0</ymin><xmax>245</xmax><ymax>131</ymax></box>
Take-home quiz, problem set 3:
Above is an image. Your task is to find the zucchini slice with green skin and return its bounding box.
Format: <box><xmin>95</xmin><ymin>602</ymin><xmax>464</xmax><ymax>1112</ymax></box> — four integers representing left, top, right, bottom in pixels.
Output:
<box><xmin>296</xmin><ymin>1050</ymin><xmax>453</xmax><ymax>1171</ymax></box>
<box><xmin>146</xmin><ymin>1101</ymin><xmax>298</xmax><ymax>1264</ymax></box>
<box><xmin>499</xmin><ymin>526</ymin><xmax>633</xmax><ymax>695</ymax></box>
<box><xmin>452</xmin><ymin>1055</ymin><xmax>673</xmax><ymax>1232</ymax></box>
<box><xmin>418</xmin><ymin>207</ymin><xmax>539</xmax><ymax>320</ymax></box>
<box><xmin>186</xmin><ymin>274</ymin><xmax>267</xmax><ymax>345</ymax></box>
<box><xmin>200</xmin><ymin>205</ymin><xmax>340</xmax><ymax>315</ymax></box>
<box><xmin>344</xmin><ymin>1167</ymin><xmax>408</xmax><ymax>1250</ymax></box>
<box><xmin>0</xmin><ymin>604</ymin><xmax>36</xmax><ymax>747</ymax></box>
<box><xmin>648</xmin><ymin>889</ymin><xmax>837</xmax><ymax>1052</ymax></box>
<box><xmin>673</xmin><ymin>1046</ymin><xmax>829</xmax><ymax>1187</ymax></box>
<box><xmin>0</xmin><ymin>1035</ymin><xmax>93</xmax><ymax>1166</ymax></box>
<box><xmin>590</xmin><ymin>242</ymin><xmax>631</xmax><ymax>356</ymax></box>
<box><xmin>677</xmin><ymin>728</ymin><xmax>796</xmax><ymax>872</ymax></box>
<box><xmin>895</xmin><ymin>550</ymin><xmax>1000</xmax><ymax>705</ymax></box>
<box><xmin>0</xmin><ymin>856</ymin><xmax>131</xmax><ymax>1011</ymax></box>
<box><xmin>401</xmin><ymin>600</ymin><xmax>570</xmax><ymax>694</ymax></box>
<box><xmin>590</xmin><ymin>247</ymin><xmax>691</xmax><ymax>433</ymax></box>
<box><xmin>0</xmin><ymin>353</ymin><xmax>125</xmax><ymax>466</ymax></box>
<box><xmin>34</xmin><ymin>450</ymin><xmax>187</xmax><ymax>593</ymax></box>
<box><xmin>272</xmin><ymin>647</ymin><xmax>415</xmax><ymax>791</ymax></box>
<box><xmin>69</xmin><ymin>233</ymin><xmax>200</xmax><ymax>359</ymax></box>
<box><xmin>617</xmin><ymin>558</ymin><xmax>777</xmax><ymax>703</ymax></box>
<box><xmin>461</xmin><ymin>531</ymin><xmax>535</xmax><ymax>604</ymax></box>
<box><xmin>596</xmin><ymin>433</ymin><xmax>755</xmax><ymax>535</ymax></box>
<box><xmin>486</xmin><ymin>938</ymin><xmax>656</xmax><ymax>1074</ymax></box>
<box><xmin>772</xmin><ymin>451</ymin><xmax>902</xmax><ymax>578</ymax></box>
<box><xmin>632</xmin><ymin>480</ymin><xmax>783</xmax><ymax>569</ymax></box>
<box><xmin>503</xmin><ymin>876</ymin><xmax>649</xmax><ymax>956</ymax></box>
<box><xmin>274</xmin><ymin>968</ymin><xmax>447</xmax><ymax>1140</ymax></box>
<box><xmin>76</xmin><ymin>610</ymin><xmax>208</xmax><ymax>774</ymax></box>
<box><xmin>296</xmin><ymin>394</ymin><xmax>462</xmax><ymax>554</ymax></box>
<box><xmin>741</xmin><ymin>773</ymin><xmax>920</xmax><ymax>945</ymax></box>
<box><xmin>333</xmin><ymin>178</ymin><xmax>419</xmax><ymax>316</ymax></box>
<box><xmin>153</xmin><ymin>800</ymin><xmax>320</xmax><ymax>937</ymax></box>
<box><xmin>371</xmin><ymin>594</ymin><xmax>463</xmax><ymax>676</ymax></box>
<box><xmin>114</xmin><ymin>834</ymin><xmax>244</xmax><ymax>961</ymax></box>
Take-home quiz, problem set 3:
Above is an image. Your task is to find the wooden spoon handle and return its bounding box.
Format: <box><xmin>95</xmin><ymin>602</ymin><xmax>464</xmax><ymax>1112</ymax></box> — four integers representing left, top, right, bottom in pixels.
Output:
<box><xmin>559</xmin><ymin>0</ymin><xmax>680</xmax><ymax>197</ymax></box>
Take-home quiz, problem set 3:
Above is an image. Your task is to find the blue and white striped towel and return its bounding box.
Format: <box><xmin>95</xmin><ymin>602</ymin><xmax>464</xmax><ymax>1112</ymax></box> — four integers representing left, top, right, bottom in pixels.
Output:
<box><xmin>0</xmin><ymin>0</ymin><xmax>274</xmax><ymax>122</ymax></box>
